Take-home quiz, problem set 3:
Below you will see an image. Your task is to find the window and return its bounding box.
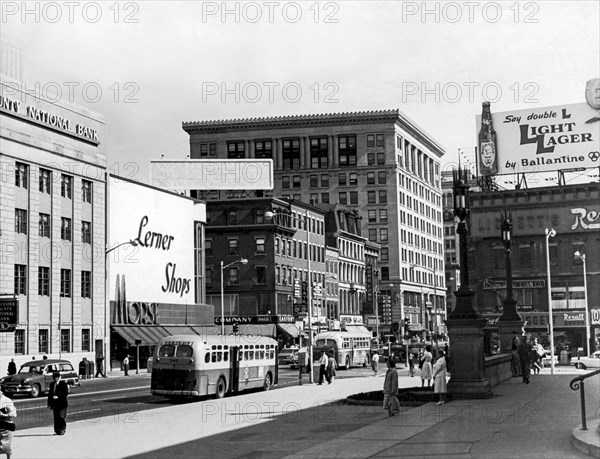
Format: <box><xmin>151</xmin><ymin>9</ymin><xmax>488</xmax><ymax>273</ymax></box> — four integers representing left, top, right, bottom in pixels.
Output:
<box><xmin>60</xmin><ymin>329</ymin><xmax>70</xmax><ymax>353</ymax></box>
<box><xmin>206</xmin><ymin>267</ymin><xmax>213</xmax><ymax>287</ymax></box>
<box><xmin>338</xmin><ymin>173</ymin><xmax>347</xmax><ymax>186</ymax></box>
<box><xmin>282</xmin><ymin>139</ymin><xmax>300</xmax><ymax>169</ymax></box>
<box><xmin>368</xmin><ymin>210</ymin><xmax>377</xmax><ymax>222</ymax></box>
<box><xmin>60</xmin><ymin>269</ymin><xmax>72</xmax><ymax>298</ymax></box>
<box><xmin>256</xmin><ymin>266</ymin><xmax>266</xmax><ymax>284</ymax></box>
<box><xmin>205</xmin><ymin>240</ymin><xmax>212</xmax><ymax>257</ymax></box>
<box><xmin>349</xmin><ymin>191</ymin><xmax>358</xmax><ymax>204</ymax></box>
<box><xmin>39</xmin><ymin>267</ymin><xmax>50</xmax><ymax>296</ymax></box>
<box><xmin>519</xmin><ymin>245</ymin><xmax>533</xmax><ymax>269</ymax></box>
<box><xmin>292</xmin><ymin>176</ymin><xmax>301</xmax><ymax>188</ymax></box>
<box><xmin>310</xmin><ymin>137</ymin><xmax>328</xmax><ymax>168</ymax></box>
<box><xmin>81</xmin><ymin>271</ymin><xmax>91</xmax><ymax>298</ymax></box>
<box><xmin>282</xmin><ymin>176</ymin><xmax>290</xmax><ymax>189</ymax></box>
<box><xmin>200</xmin><ymin>142</ymin><xmax>217</xmax><ymax>157</ymax></box>
<box><xmin>14</xmin><ymin>264</ymin><xmax>26</xmax><ymax>295</ymax></box>
<box><xmin>15</xmin><ymin>162</ymin><xmax>28</xmax><ymax>189</ymax></box>
<box><xmin>380</xmin><ymin>267</ymin><xmax>389</xmax><ymax>280</ymax></box>
<box><xmin>367</xmin><ymin>172</ymin><xmax>375</xmax><ymax>184</ymax></box>
<box><xmin>39</xmin><ymin>169</ymin><xmax>51</xmax><ymax>194</ymax></box>
<box><xmin>227</xmin><ymin>141</ymin><xmax>245</xmax><ymax>158</ymax></box>
<box><xmin>320</xmin><ymin>174</ymin><xmax>329</xmax><ymax>187</ymax></box>
<box><xmin>338</xmin><ymin>192</ymin><xmax>347</xmax><ymax>205</ymax></box>
<box><xmin>369</xmin><ymin>229</ymin><xmax>377</xmax><ymax>241</ymax></box>
<box><xmin>310</xmin><ymin>175</ymin><xmax>318</xmax><ymax>187</ymax></box>
<box><xmin>14</xmin><ymin>330</ymin><xmax>25</xmax><ymax>355</ymax></box>
<box><xmin>378</xmin><ymin>190</ymin><xmax>387</xmax><ymax>204</ymax></box>
<box><xmin>82</xmin><ymin>329</ymin><xmax>90</xmax><ymax>352</ymax></box>
<box><xmin>321</xmin><ymin>193</ymin><xmax>330</xmax><ymax>203</ymax></box>
<box><xmin>61</xmin><ymin>174</ymin><xmax>72</xmax><ymax>198</ymax></box>
<box><xmin>228</xmin><ymin>210</ymin><xmax>238</xmax><ymax>225</ymax></box>
<box><xmin>15</xmin><ymin>209</ymin><xmax>27</xmax><ymax>234</ymax></box>
<box><xmin>82</xmin><ymin>221</ymin><xmax>91</xmax><ymax>243</ymax></box>
<box><xmin>338</xmin><ymin>135</ymin><xmax>357</xmax><ymax>166</ymax></box>
<box><xmin>61</xmin><ymin>217</ymin><xmax>72</xmax><ymax>241</ymax></box>
<box><xmin>379</xmin><ymin>209</ymin><xmax>388</xmax><ymax>222</ymax></box>
<box><xmin>310</xmin><ymin>193</ymin><xmax>319</xmax><ymax>203</ymax></box>
<box><xmin>378</xmin><ymin>171</ymin><xmax>387</xmax><ymax>184</ymax></box>
<box><xmin>381</xmin><ymin>247</ymin><xmax>389</xmax><ymax>261</ymax></box>
<box><xmin>367</xmin><ymin>134</ymin><xmax>375</xmax><ymax>147</ymax></box>
<box><xmin>39</xmin><ymin>214</ymin><xmax>50</xmax><ymax>237</ymax></box>
<box><xmin>549</xmin><ymin>244</ymin><xmax>558</xmax><ymax>267</ymax></box>
<box><xmin>255</xmin><ymin>140</ymin><xmax>272</xmax><ymax>158</ymax></box>
<box><xmin>380</xmin><ymin>228</ymin><xmax>388</xmax><ymax>242</ymax></box>
<box><xmin>82</xmin><ymin>180</ymin><xmax>92</xmax><ymax>203</ymax></box>
<box><xmin>349</xmin><ymin>173</ymin><xmax>358</xmax><ymax>186</ymax></box>
<box><xmin>376</xmin><ymin>134</ymin><xmax>384</xmax><ymax>147</ymax></box>
<box><xmin>256</xmin><ymin>237</ymin><xmax>265</xmax><ymax>254</ymax></box>
<box><xmin>39</xmin><ymin>329</ymin><xmax>49</xmax><ymax>354</ymax></box>
<box><xmin>367</xmin><ymin>153</ymin><xmax>375</xmax><ymax>165</ymax></box>
<box><xmin>228</xmin><ymin>239</ymin><xmax>239</xmax><ymax>255</ymax></box>
<box><xmin>368</xmin><ymin>191</ymin><xmax>376</xmax><ymax>204</ymax></box>
<box><xmin>255</xmin><ymin>209</ymin><xmax>265</xmax><ymax>224</ymax></box>
<box><xmin>228</xmin><ymin>267</ymin><xmax>240</xmax><ymax>285</ymax></box>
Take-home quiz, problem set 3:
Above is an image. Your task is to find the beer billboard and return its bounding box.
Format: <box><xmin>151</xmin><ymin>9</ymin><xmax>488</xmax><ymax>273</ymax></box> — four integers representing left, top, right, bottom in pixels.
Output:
<box><xmin>475</xmin><ymin>102</ymin><xmax>600</xmax><ymax>176</ymax></box>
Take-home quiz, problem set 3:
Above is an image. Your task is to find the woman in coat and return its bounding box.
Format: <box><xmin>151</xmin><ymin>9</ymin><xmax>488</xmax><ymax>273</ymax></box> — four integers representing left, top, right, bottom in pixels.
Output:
<box><xmin>0</xmin><ymin>391</ymin><xmax>17</xmax><ymax>459</ymax></box>
<box><xmin>420</xmin><ymin>345</ymin><xmax>433</xmax><ymax>388</ymax></box>
<box><xmin>383</xmin><ymin>358</ymin><xmax>400</xmax><ymax>417</ymax></box>
<box><xmin>432</xmin><ymin>350</ymin><xmax>448</xmax><ymax>405</ymax></box>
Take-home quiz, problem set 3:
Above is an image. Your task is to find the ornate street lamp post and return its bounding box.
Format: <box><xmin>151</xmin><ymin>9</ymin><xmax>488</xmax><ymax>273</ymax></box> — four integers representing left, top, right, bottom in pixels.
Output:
<box><xmin>545</xmin><ymin>228</ymin><xmax>556</xmax><ymax>375</ymax></box>
<box><xmin>445</xmin><ymin>167</ymin><xmax>491</xmax><ymax>397</ymax></box>
<box><xmin>574</xmin><ymin>251</ymin><xmax>590</xmax><ymax>356</ymax></box>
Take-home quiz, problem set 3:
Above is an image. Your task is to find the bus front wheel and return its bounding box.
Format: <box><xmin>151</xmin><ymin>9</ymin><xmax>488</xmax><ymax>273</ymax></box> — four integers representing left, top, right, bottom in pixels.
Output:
<box><xmin>263</xmin><ymin>372</ymin><xmax>272</xmax><ymax>391</ymax></box>
<box><xmin>344</xmin><ymin>356</ymin><xmax>351</xmax><ymax>370</ymax></box>
<box><xmin>215</xmin><ymin>377</ymin><xmax>227</xmax><ymax>399</ymax></box>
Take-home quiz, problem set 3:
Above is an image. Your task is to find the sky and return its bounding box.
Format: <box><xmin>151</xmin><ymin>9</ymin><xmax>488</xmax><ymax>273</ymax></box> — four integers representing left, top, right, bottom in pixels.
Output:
<box><xmin>2</xmin><ymin>0</ymin><xmax>599</xmax><ymax>187</ymax></box>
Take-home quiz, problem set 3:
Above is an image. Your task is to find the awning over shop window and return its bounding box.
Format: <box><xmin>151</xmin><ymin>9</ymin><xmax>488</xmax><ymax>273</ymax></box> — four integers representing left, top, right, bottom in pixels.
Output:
<box><xmin>162</xmin><ymin>326</ymin><xmax>198</xmax><ymax>336</ymax></box>
<box><xmin>112</xmin><ymin>326</ymin><xmax>171</xmax><ymax>346</ymax></box>
<box><xmin>277</xmin><ymin>323</ymin><xmax>300</xmax><ymax>338</ymax></box>
<box><xmin>344</xmin><ymin>325</ymin><xmax>372</xmax><ymax>336</ymax></box>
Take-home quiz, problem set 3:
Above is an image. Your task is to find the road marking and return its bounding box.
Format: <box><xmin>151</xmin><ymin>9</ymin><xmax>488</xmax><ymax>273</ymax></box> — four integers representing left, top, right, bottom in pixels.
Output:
<box><xmin>12</xmin><ymin>385</ymin><xmax>149</xmax><ymax>405</ymax></box>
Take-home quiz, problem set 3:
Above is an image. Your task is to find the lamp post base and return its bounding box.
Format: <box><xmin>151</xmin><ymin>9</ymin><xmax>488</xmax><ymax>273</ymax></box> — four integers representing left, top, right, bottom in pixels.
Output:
<box><xmin>446</xmin><ymin>317</ymin><xmax>493</xmax><ymax>398</ymax></box>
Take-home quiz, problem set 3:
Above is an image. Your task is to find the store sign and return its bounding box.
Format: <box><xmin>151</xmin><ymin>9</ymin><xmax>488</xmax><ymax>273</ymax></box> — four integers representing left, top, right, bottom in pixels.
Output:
<box><xmin>485</xmin><ymin>311</ymin><xmax>589</xmax><ymax>328</ymax></box>
<box><xmin>591</xmin><ymin>309</ymin><xmax>600</xmax><ymax>325</ymax></box>
<box><xmin>483</xmin><ymin>279</ymin><xmax>545</xmax><ymax>289</ymax></box>
<box><xmin>214</xmin><ymin>315</ymin><xmax>294</xmax><ymax>324</ymax></box>
<box><xmin>571</xmin><ymin>207</ymin><xmax>600</xmax><ymax>230</ymax></box>
<box><xmin>0</xmin><ymin>297</ymin><xmax>18</xmax><ymax>332</ymax></box>
<box><xmin>340</xmin><ymin>315</ymin><xmax>363</xmax><ymax>326</ymax></box>
<box><xmin>475</xmin><ymin>102</ymin><xmax>599</xmax><ymax>175</ymax></box>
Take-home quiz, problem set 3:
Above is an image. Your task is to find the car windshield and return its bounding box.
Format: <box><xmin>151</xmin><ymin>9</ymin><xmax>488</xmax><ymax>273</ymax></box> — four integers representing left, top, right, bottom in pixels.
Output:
<box><xmin>19</xmin><ymin>365</ymin><xmax>43</xmax><ymax>374</ymax></box>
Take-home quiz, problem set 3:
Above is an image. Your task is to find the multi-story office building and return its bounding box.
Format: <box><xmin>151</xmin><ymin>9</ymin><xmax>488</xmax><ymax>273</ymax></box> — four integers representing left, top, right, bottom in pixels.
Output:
<box><xmin>183</xmin><ymin>110</ymin><xmax>447</xmax><ymax>338</ymax></box>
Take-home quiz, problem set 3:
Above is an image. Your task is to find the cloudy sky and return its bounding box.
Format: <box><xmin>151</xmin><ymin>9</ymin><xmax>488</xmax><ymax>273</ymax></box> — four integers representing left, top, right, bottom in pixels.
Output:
<box><xmin>2</xmin><ymin>1</ymin><xmax>599</xmax><ymax>185</ymax></box>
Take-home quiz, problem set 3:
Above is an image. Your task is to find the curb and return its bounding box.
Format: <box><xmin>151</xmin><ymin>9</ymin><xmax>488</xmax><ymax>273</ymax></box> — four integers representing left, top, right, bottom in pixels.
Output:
<box><xmin>571</xmin><ymin>420</ymin><xmax>600</xmax><ymax>457</ymax></box>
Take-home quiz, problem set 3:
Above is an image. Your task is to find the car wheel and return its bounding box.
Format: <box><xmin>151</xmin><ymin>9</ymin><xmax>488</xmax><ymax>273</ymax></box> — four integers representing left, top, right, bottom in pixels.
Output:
<box><xmin>345</xmin><ymin>356</ymin><xmax>351</xmax><ymax>370</ymax></box>
<box><xmin>215</xmin><ymin>377</ymin><xmax>227</xmax><ymax>399</ymax></box>
<box><xmin>30</xmin><ymin>383</ymin><xmax>41</xmax><ymax>398</ymax></box>
<box><xmin>263</xmin><ymin>373</ymin><xmax>272</xmax><ymax>391</ymax></box>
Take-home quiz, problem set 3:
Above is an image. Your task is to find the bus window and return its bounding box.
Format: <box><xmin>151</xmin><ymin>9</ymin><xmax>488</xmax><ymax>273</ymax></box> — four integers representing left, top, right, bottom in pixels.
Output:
<box><xmin>224</xmin><ymin>352</ymin><xmax>229</xmax><ymax>362</ymax></box>
<box><xmin>158</xmin><ymin>345</ymin><xmax>175</xmax><ymax>357</ymax></box>
<box><xmin>205</xmin><ymin>353</ymin><xmax>210</xmax><ymax>363</ymax></box>
<box><xmin>258</xmin><ymin>351</ymin><xmax>264</xmax><ymax>359</ymax></box>
<box><xmin>176</xmin><ymin>345</ymin><xmax>193</xmax><ymax>357</ymax></box>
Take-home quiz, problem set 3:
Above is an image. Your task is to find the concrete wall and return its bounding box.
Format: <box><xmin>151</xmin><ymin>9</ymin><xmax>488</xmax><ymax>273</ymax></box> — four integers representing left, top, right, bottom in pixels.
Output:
<box><xmin>485</xmin><ymin>353</ymin><xmax>513</xmax><ymax>387</ymax></box>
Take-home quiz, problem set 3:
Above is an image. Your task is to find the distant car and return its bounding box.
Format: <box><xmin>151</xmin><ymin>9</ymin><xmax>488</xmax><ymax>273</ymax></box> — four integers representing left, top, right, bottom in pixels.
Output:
<box><xmin>277</xmin><ymin>348</ymin><xmax>299</xmax><ymax>367</ymax></box>
<box><xmin>0</xmin><ymin>359</ymin><xmax>80</xmax><ymax>398</ymax></box>
<box><xmin>572</xmin><ymin>351</ymin><xmax>600</xmax><ymax>370</ymax></box>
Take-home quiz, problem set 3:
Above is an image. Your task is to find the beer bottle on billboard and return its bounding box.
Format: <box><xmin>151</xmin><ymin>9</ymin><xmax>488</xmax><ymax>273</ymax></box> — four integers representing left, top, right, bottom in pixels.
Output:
<box><xmin>479</xmin><ymin>101</ymin><xmax>499</xmax><ymax>175</ymax></box>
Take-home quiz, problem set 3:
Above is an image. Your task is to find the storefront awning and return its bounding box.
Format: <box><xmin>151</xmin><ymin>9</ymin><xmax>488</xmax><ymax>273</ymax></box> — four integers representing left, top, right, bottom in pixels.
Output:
<box><xmin>277</xmin><ymin>323</ymin><xmax>300</xmax><ymax>338</ymax></box>
<box><xmin>344</xmin><ymin>325</ymin><xmax>372</xmax><ymax>336</ymax></box>
<box><xmin>190</xmin><ymin>325</ymin><xmax>219</xmax><ymax>337</ymax></box>
<box><xmin>112</xmin><ymin>326</ymin><xmax>171</xmax><ymax>346</ymax></box>
<box><xmin>162</xmin><ymin>326</ymin><xmax>198</xmax><ymax>336</ymax></box>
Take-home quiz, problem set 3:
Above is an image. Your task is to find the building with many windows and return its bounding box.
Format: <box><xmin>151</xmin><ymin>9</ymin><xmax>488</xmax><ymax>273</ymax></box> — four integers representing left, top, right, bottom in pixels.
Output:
<box><xmin>1</xmin><ymin>74</ymin><xmax>107</xmax><ymax>368</ymax></box>
<box><xmin>182</xmin><ymin>110</ymin><xmax>447</xmax><ymax>339</ymax></box>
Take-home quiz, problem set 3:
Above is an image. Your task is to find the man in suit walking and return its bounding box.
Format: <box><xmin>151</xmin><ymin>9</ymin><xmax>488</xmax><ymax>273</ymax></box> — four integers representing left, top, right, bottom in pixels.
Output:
<box><xmin>47</xmin><ymin>371</ymin><xmax>69</xmax><ymax>435</ymax></box>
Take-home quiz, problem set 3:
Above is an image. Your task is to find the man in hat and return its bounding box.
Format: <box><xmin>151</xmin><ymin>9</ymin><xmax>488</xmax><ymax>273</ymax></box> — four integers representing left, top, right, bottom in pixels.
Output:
<box><xmin>47</xmin><ymin>371</ymin><xmax>69</xmax><ymax>435</ymax></box>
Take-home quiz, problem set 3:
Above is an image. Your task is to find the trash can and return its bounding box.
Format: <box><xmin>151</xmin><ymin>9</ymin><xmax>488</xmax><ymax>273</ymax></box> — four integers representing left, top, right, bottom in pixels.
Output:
<box><xmin>78</xmin><ymin>360</ymin><xmax>87</xmax><ymax>379</ymax></box>
<box><xmin>559</xmin><ymin>350</ymin><xmax>569</xmax><ymax>365</ymax></box>
<box><xmin>87</xmin><ymin>360</ymin><xmax>95</xmax><ymax>379</ymax></box>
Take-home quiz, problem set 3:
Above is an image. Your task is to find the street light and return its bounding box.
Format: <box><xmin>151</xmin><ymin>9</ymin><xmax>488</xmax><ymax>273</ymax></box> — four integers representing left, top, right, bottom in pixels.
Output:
<box><xmin>574</xmin><ymin>251</ymin><xmax>590</xmax><ymax>356</ymax></box>
<box><xmin>545</xmin><ymin>228</ymin><xmax>556</xmax><ymax>375</ymax></box>
<box><xmin>220</xmin><ymin>258</ymin><xmax>248</xmax><ymax>335</ymax></box>
<box><xmin>104</xmin><ymin>238</ymin><xmax>139</xmax><ymax>375</ymax></box>
<box><xmin>499</xmin><ymin>211</ymin><xmax>522</xmax><ymax>322</ymax></box>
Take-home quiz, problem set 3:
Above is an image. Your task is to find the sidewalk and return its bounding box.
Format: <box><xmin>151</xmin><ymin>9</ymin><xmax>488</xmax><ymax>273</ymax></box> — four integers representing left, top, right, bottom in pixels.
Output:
<box><xmin>12</xmin><ymin>372</ymin><xmax>599</xmax><ymax>458</ymax></box>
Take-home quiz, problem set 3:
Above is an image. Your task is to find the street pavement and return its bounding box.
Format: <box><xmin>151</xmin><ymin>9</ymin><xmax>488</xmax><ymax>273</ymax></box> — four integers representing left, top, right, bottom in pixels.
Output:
<box><xmin>12</xmin><ymin>366</ymin><xmax>599</xmax><ymax>458</ymax></box>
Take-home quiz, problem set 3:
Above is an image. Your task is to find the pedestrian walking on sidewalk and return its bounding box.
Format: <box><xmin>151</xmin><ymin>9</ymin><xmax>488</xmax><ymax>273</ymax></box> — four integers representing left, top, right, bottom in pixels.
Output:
<box><xmin>371</xmin><ymin>352</ymin><xmax>380</xmax><ymax>376</ymax></box>
<box><xmin>511</xmin><ymin>332</ymin><xmax>522</xmax><ymax>377</ymax></box>
<box><xmin>326</xmin><ymin>353</ymin><xmax>336</xmax><ymax>384</ymax></box>
<box><xmin>432</xmin><ymin>350</ymin><xmax>448</xmax><ymax>405</ymax></box>
<box><xmin>317</xmin><ymin>351</ymin><xmax>329</xmax><ymax>385</ymax></box>
<box><xmin>518</xmin><ymin>336</ymin><xmax>532</xmax><ymax>384</ymax></box>
<box><xmin>420</xmin><ymin>346</ymin><xmax>433</xmax><ymax>388</ymax></box>
<box><xmin>95</xmin><ymin>355</ymin><xmax>106</xmax><ymax>378</ymax></box>
<box><xmin>123</xmin><ymin>355</ymin><xmax>130</xmax><ymax>376</ymax></box>
<box><xmin>530</xmin><ymin>337</ymin><xmax>544</xmax><ymax>374</ymax></box>
<box><xmin>408</xmin><ymin>354</ymin><xmax>415</xmax><ymax>377</ymax></box>
<box><xmin>383</xmin><ymin>358</ymin><xmax>400</xmax><ymax>417</ymax></box>
<box><xmin>47</xmin><ymin>371</ymin><xmax>69</xmax><ymax>435</ymax></box>
<box><xmin>0</xmin><ymin>391</ymin><xmax>17</xmax><ymax>458</ymax></box>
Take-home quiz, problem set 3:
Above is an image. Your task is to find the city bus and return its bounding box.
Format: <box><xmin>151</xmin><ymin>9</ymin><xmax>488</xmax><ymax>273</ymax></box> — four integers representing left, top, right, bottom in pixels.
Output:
<box><xmin>151</xmin><ymin>334</ymin><xmax>278</xmax><ymax>399</ymax></box>
<box><xmin>313</xmin><ymin>328</ymin><xmax>372</xmax><ymax>369</ymax></box>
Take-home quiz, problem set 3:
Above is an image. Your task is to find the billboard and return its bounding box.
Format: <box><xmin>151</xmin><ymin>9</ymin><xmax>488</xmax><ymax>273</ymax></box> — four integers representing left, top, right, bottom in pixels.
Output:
<box><xmin>108</xmin><ymin>178</ymin><xmax>205</xmax><ymax>305</ymax></box>
<box><xmin>476</xmin><ymin>102</ymin><xmax>600</xmax><ymax>176</ymax></box>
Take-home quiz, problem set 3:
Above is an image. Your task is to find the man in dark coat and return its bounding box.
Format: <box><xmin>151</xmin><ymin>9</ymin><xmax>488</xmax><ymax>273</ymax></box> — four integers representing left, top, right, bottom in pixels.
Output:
<box><xmin>95</xmin><ymin>355</ymin><xmax>106</xmax><ymax>378</ymax></box>
<box><xmin>518</xmin><ymin>336</ymin><xmax>533</xmax><ymax>384</ymax></box>
<box><xmin>6</xmin><ymin>359</ymin><xmax>16</xmax><ymax>376</ymax></box>
<box><xmin>47</xmin><ymin>371</ymin><xmax>69</xmax><ymax>435</ymax></box>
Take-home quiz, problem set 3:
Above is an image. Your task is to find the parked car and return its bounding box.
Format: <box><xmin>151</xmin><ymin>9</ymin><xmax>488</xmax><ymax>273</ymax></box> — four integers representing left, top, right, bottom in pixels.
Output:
<box><xmin>0</xmin><ymin>359</ymin><xmax>80</xmax><ymax>398</ymax></box>
<box><xmin>571</xmin><ymin>351</ymin><xmax>600</xmax><ymax>370</ymax></box>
